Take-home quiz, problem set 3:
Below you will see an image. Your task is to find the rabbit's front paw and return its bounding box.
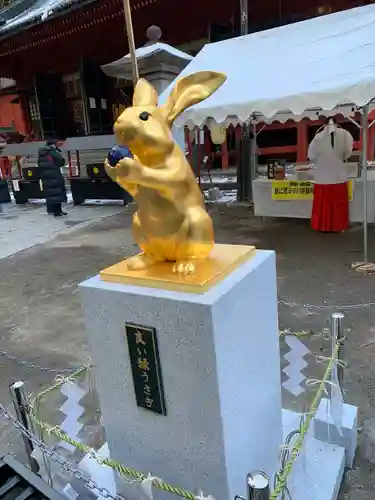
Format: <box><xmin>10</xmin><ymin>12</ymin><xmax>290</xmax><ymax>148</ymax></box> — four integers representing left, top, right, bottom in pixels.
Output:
<box><xmin>172</xmin><ymin>261</ymin><xmax>196</xmax><ymax>275</ymax></box>
<box><xmin>117</xmin><ymin>157</ymin><xmax>142</xmax><ymax>180</ymax></box>
<box><xmin>105</xmin><ymin>158</ymin><xmax>140</xmax><ymax>181</ymax></box>
<box><xmin>104</xmin><ymin>159</ymin><xmax>122</xmax><ymax>180</ymax></box>
<box><xmin>126</xmin><ymin>254</ymin><xmax>159</xmax><ymax>270</ymax></box>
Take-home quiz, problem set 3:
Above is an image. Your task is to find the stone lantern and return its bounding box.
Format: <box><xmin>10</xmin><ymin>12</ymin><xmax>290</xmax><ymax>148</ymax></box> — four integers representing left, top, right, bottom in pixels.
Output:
<box><xmin>101</xmin><ymin>26</ymin><xmax>193</xmax><ymax>95</ymax></box>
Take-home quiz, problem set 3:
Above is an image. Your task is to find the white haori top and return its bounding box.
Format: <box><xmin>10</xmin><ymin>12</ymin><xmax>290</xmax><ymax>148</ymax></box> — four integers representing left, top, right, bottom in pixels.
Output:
<box><xmin>308</xmin><ymin>122</ymin><xmax>353</xmax><ymax>185</ymax></box>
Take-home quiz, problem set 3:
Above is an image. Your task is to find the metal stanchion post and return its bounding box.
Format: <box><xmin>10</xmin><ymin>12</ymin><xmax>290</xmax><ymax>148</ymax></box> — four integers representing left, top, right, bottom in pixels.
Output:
<box><xmin>247</xmin><ymin>471</ymin><xmax>270</xmax><ymax>500</ymax></box>
<box><xmin>234</xmin><ymin>472</ymin><xmax>270</xmax><ymax>500</ymax></box>
<box><xmin>331</xmin><ymin>312</ymin><xmax>345</xmax><ymax>391</ymax></box>
<box><xmin>9</xmin><ymin>381</ymin><xmax>39</xmax><ymax>474</ymax></box>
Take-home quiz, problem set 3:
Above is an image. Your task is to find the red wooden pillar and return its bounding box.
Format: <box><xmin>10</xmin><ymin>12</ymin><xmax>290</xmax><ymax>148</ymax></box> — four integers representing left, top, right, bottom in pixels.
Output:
<box><xmin>369</xmin><ymin>129</ymin><xmax>375</xmax><ymax>161</ymax></box>
<box><xmin>357</xmin><ymin>110</ymin><xmax>373</xmax><ymax>159</ymax></box>
<box><xmin>220</xmin><ymin>136</ymin><xmax>229</xmax><ymax>170</ymax></box>
<box><xmin>235</xmin><ymin>125</ymin><xmax>242</xmax><ymax>166</ymax></box>
<box><xmin>197</xmin><ymin>128</ymin><xmax>201</xmax><ymax>185</ymax></box>
<box><xmin>19</xmin><ymin>93</ymin><xmax>32</xmax><ymax>137</ymax></box>
<box><xmin>297</xmin><ymin>120</ymin><xmax>308</xmax><ymax>162</ymax></box>
<box><xmin>368</xmin><ymin>118</ymin><xmax>375</xmax><ymax>161</ymax></box>
<box><xmin>204</xmin><ymin>127</ymin><xmax>212</xmax><ymax>170</ymax></box>
<box><xmin>185</xmin><ymin>127</ymin><xmax>193</xmax><ymax>165</ymax></box>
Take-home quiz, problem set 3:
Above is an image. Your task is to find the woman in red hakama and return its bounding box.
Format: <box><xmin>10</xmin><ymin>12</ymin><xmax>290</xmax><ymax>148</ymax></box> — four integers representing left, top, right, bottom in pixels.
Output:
<box><xmin>308</xmin><ymin>118</ymin><xmax>353</xmax><ymax>233</ymax></box>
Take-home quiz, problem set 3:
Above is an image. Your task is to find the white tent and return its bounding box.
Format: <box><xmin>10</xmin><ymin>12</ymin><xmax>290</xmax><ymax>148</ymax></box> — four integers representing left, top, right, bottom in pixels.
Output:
<box><xmin>160</xmin><ymin>4</ymin><xmax>375</xmax><ymax>128</ymax></box>
<box><xmin>160</xmin><ymin>4</ymin><xmax>375</xmax><ymax>267</ymax></box>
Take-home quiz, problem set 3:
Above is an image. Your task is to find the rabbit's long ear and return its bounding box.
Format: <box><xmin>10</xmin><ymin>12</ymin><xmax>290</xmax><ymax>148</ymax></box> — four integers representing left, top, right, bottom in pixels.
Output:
<box><xmin>162</xmin><ymin>71</ymin><xmax>226</xmax><ymax>126</ymax></box>
<box><xmin>133</xmin><ymin>79</ymin><xmax>158</xmax><ymax>107</ymax></box>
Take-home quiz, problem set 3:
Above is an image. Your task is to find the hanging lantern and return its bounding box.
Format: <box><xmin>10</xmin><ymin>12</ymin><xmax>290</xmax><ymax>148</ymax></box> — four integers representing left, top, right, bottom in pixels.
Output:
<box><xmin>210</xmin><ymin>122</ymin><xmax>227</xmax><ymax>145</ymax></box>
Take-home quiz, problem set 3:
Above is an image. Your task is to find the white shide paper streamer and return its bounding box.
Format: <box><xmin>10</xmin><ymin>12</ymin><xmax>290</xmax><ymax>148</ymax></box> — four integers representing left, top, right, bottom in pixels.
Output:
<box><xmin>282</xmin><ymin>335</ymin><xmax>310</xmax><ymax>396</ymax></box>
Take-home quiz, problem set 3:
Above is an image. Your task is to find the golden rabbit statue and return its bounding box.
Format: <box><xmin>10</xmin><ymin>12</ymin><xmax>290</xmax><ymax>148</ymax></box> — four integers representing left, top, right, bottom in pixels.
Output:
<box><xmin>105</xmin><ymin>71</ymin><xmax>226</xmax><ymax>275</ymax></box>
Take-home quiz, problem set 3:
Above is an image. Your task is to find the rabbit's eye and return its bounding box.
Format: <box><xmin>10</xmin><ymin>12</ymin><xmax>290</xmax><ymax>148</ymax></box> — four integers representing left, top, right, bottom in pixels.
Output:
<box><xmin>139</xmin><ymin>111</ymin><xmax>150</xmax><ymax>121</ymax></box>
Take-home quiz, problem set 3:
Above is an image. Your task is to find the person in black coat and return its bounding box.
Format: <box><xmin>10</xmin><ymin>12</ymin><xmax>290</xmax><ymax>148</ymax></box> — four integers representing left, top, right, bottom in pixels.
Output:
<box><xmin>38</xmin><ymin>139</ymin><xmax>67</xmax><ymax>217</ymax></box>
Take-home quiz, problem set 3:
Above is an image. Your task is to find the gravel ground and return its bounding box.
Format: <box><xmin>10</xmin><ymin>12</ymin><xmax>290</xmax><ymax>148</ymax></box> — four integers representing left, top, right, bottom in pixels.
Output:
<box><xmin>0</xmin><ymin>203</ymin><xmax>375</xmax><ymax>498</ymax></box>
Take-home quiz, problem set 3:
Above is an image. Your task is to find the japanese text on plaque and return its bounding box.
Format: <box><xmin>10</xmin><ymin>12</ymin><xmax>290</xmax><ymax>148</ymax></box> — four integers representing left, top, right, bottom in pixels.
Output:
<box><xmin>125</xmin><ymin>323</ymin><xmax>166</xmax><ymax>415</ymax></box>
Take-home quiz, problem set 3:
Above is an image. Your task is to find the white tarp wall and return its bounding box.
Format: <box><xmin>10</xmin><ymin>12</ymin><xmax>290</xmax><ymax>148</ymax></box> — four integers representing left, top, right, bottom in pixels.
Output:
<box><xmin>160</xmin><ymin>4</ymin><xmax>375</xmax><ymax>128</ymax></box>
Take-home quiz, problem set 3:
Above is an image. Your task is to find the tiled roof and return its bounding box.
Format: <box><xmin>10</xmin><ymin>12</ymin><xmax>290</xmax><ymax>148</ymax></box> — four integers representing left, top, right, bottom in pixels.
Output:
<box><xmin>0</xmin><ymin>0</ymin><xmax>155</xmax><ymax>41</ymax></box>
<box><xmin>0</xmin><ymin>0</ymin><xmax>84</xmax><ymax>36</ymax></box>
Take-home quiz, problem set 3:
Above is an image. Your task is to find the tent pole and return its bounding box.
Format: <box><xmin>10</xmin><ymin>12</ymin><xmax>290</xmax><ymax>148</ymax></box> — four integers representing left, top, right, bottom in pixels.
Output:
<box><xmin>252</xmin><ymin>120</ymin><xmax>257</xmax><ymax>171</ymax></box>
<box><xmin>250</xmin><ymin>120</ymin><xmax>257</xmax><ymax>202</ymax></box>
<box><xmin>361</xmin><ymin>105</ymin><xmax>369</xmax><ymax>264</ymax></box>
<box><xmin>239</xmin><ymin>124</ymin><xmax>251</xmax><ymax>201</ymax></box>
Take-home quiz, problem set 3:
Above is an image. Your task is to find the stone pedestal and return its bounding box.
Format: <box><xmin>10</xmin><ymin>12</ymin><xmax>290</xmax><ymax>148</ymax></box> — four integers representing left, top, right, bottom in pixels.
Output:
<box><xmin>314</xmin><ymin>398</ymin><xmax>358</xmax><ymax>468</ymax></box>
<box><xmin>79</xmin><ymin>250</ymin><xmax>282</xmax><ymax>500</ymax></box>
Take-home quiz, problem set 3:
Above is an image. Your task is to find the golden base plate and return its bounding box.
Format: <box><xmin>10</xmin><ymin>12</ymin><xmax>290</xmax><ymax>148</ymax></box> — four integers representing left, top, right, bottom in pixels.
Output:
<box><xmin>100</xmin><ymin>244</ymin><xmax>256</xmax><ymax>294</ymax></box>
